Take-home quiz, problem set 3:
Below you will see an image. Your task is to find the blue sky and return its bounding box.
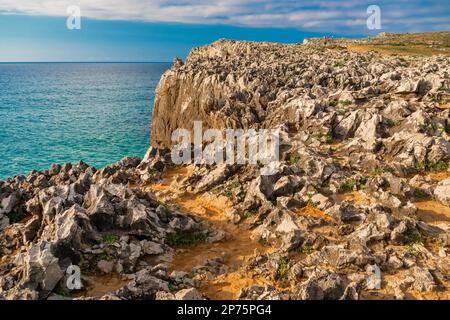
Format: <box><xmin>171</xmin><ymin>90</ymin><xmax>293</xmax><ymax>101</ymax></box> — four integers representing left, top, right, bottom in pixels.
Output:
<box><xmin>0</xmin><ymin>0</ymin><xmax>449</xmax><ymax>62</ymax></box>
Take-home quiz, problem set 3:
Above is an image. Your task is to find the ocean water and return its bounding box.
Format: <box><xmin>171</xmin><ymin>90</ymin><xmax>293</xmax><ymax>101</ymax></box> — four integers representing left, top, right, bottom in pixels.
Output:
<box><xmin>0</xmin><ymin>63</ymin><xmax>170</xmax><ymax>180</ymax></box>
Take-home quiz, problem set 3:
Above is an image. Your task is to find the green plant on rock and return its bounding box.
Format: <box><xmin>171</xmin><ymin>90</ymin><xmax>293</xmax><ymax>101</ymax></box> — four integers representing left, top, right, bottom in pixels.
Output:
<box><xmin>299</xmin><ymin>245</ymin><xmax>314</xmax><ymax>255</ymax></box>
<box><xmin>307</xmin><ymin>192</ymin><xmax>318</xmax><ymax>208</ymax></box>
<box><xmin>445</xmin><ymin>124</ymin><xmax>450</xmax><ymax>134</ymax></box>
<box><xmin>276</xmin><ymin>258</ymin><xmax>289</xmax><ymax>281</ymax></box>
<box><xmin>149</xmin><ymin>168</ymin><xmax>160</xmax><ymax>177</ymax></box>
<box><xmin>431</xmin><ymin>95</ymin><xmax>440</xmax><ymax>103</ymax></box>
<box><xmin>341</xmin><ymin>180</ymin><xmax>356</xmax><ymax>192</ymax></box>
<box><xmin>405</xmin><ymin>230</ymin><xmax>423</xmax><ymax>246</ymax></box>
<box><xmin>339</xmin><ymin>100</ymin><xmax>353</xmax><ymax>106</ymax></box>
<box><xmin>243</xmin><ymin>208</ymin><xmax>259</xmax><ymax>219</ymax></box>
<box><xmin>414</xmin><ymin>160</ymin><xmax>449</xmax><ymax>173</ymax></box>
<box><xmin>166</xmin><ymin>231</ymin><xmax>208</xmax><ymax>247</ymax></box>
<box><xmin>102</xmin><ymin>234</ymin><xmax>119</xmax><ymax>245</ymax></box>
<box><xmin>7</xmin><ymin>207</ymin><xmax>27</xmax><ymax>223</ymax></box>
<box><xmin>290</xmin><ymin>155</ymin><xmax>301</xmax><ymax>165</ymax></box>
<box><xmin>371</xmin><ymin>167</ymin><xmax>385</xmax><ymax>176</ymax></box>
<box><xmin>427</xmin><ymin>120</ymin><xmax>438</xmax><ymax>131</ymax></box>
<box><xmin>412</xmin><ymin>188</ymin><xmax>429</xmax><ymax>199</ymax></box>
<box><xmin>230</xmin><ymin>181</ymin><xmax>241</xmax><ymax>189</ymax></box>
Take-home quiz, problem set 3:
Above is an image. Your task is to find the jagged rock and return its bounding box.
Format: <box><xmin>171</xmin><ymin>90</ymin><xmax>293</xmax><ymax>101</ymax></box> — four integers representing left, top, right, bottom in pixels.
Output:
<box><xmin>434</xmin><ymin>178</ymin><xmax>450</xmax><ymax>206</ymax></box>
<box><xmin>411</xmin><ymin>267</ymin><xmax>436</xmax><ymax>292</ymax></box>
<box><xmin>175</xmin><ymin>288</ymin><xmax>203</xmax><ymax>300</ymax></box>
<box><xmin>299</xmin><ymin>269</ymin><xmax>345</xmax><ymax>300</ymax></box>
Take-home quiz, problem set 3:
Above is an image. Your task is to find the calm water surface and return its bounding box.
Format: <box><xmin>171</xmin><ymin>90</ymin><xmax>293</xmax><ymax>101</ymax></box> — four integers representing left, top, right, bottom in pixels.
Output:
<box><xmin>0</xmin><ymin>63</ymin><xmax>170</xmax><ymax>179</ymax></box>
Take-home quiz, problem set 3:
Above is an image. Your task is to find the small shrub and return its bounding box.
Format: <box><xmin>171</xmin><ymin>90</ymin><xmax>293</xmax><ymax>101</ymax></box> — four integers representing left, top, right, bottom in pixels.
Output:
<box><xmin>341</xmin><ymin>180</ymin><xmax>356</xmax><ymax>192</ymax></box>
<box><xmin>299</xmin><ymin>245</ymin><xmax>314</xmax><ymax>255</ymax></box>
<box><xmin>258</xmin><ymin>236</ymin><xmax>268</xmax><ymax>246</ymax></box>
<box><xmin>371</xmin><ymin>167</ymin><xmax>385</xmax><ymax>176</ymax></box>
<box><xmin>290</xmin><ymin>155</ymin><xmax>301</xmax><ymax>165</ymax></box>
<box><xmin>276</xmin><ymin>258</ymin><xmax>289</xmax><ymax>281</ymax></box>
<box><xmin>102</xmin><ymin>235</ymin><xmax>119</xmax><ymax>245</ymax></box>
<box><xmin>339</xmin><ymin>100</ymin><xmax>353</xmax><ymax>106</ymax></box>
<box><xmin>7</xmin><ymin>208</ymin><xmax>27</xmax><ymax>223</ymax></box>
<box><xmin>412</xmin><ymin>188</ymin><xmax>429</xmax><ymax>199</ymax></box>
<box><xmin>427</xmin><ymin>120</ymin><xmax>438</xmax><ymax>131</ymax></box>
<box><xmin>405</xmin><ymin>230</ymin><xmax>423</xmax><ymax>245</ymax></box>
<box><xmin>307</xmin><ymin>192</ymin><xmax>318</xmax><ymax>208</ymax></box>
<box><xmin>244</xmin><ymin>208</ymin><xmax>259</xmax><ymax>219</ymax></box>
<box><xmin>230</xmin><ymin>181</ymin><xmax>241</xmax><ymax>189</ymax></box>
<box><xmin>445</xmin><ymin>124</ymin><xmax>450</xmax><ymax>134</ymax></box>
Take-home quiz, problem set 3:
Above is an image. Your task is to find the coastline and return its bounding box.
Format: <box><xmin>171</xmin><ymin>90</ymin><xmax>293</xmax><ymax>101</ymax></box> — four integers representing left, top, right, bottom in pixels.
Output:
<box><xmin>1</xmin><ymin>32</ymin><xmax>450</xmax><ymax>300</ymax></box>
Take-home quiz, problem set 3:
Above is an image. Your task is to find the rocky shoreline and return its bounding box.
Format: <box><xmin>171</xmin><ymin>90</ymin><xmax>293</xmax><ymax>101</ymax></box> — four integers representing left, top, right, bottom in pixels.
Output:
<box><xmin>1</xmin><ymin>33</ymin><xmax>450</xmax><ymax>300</ymax></box>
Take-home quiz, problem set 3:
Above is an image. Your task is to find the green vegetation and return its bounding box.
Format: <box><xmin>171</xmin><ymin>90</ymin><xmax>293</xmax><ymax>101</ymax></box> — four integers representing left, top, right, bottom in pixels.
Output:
<box><xmin>276</xmin><ymin>258</ymin><xmax>289</xmax><ymax>281</ymax></box>
<box><xmin>313</xmin><ymin>132</ymin><xmax>334</xmax><ymax>144</ymax></box>
<box><xmin>230</xmin><ymin>181</ymin><xmax>241</xmax><ymax>189</ymax></box>
<box><xmin>243</xmin><ymin>208</ymin><xmax>259</xmax><ymax>219</ymax></box>
<box><xmin>88</xmin><ymin>251</ymin><xmax>114</xmax><ymax>272</ymax></box>
<box><xmin>7</xmin><ymin>207</ymin><xmax>27</xmax><ymax>223</ymax></box>
<box><xmin>290</xmin><ymin>155</ymin><xmax>301</xmax><ymax>166</ymax></box>
<box><xmin>371</xmin><ymin>167</ymin><xmax>386</xmax><ymax>176</ymax></box>
<box><xmin>149</xmin><ymin>168</ymin><xmax>160</xmax><ymax>177</ymax></box>
<box><xmin>341</xmin><ymin>179</ymin><xmax>365</xmax><ymax>192</ymax></box>
<box><xmin>299</xmin><ymin>245</ymin><xmax>314</xmax><ymax>255</ymax></box>
<box><xmin>102</xmin><ymin>234</ymin><xmax>119</xmax><ymax>245</ymax></box>
<box><xmin>161</xmin><ymin>202</ymin><xmax>174</xmax><ymax>209</ymax></box>
<box><xmin>431</xmin><ymin>95</ymin><xmax>441</xmax><ymax>103</ymax></box>
<box><xmin>339</xmin><ymin>100</ymin><xmax>353</xmax><ymax>106</ymax></box>
<box><xmin>406</xmin><ymin>230</ymin><xmax>423</xmax><ymax>245</ymax></box>
<box><xmin>445</xmin><ymin>124</ymin><xmax>450</xmax><ymax>134</ymax></box>
<box><xmin>414</xmin><ymin>160</ymin><xmax>449</xmax><ymax>173</ymax></box>
<box><xmin>307</xmin><ymin>192</ymin><xmax>318</xmax><ymax>208</ymax></box>
<box><xmin>211</xmin><ymin>186</ymin><xmax>223</xmax><ymax>195</ymax></box>
<box><xmin>412</xmin><ymin>188</ymin><xmax>429</xmax><ymax>199</ymax></box>
<box><xmin>257</xmin><ymin>236</ymin><xmax>268</xmax><ymax>246</ymax></box>
<box><xmin>237</xmin><ymin>191</ymin><xmax>246</xmax><ymax>203</ymax></box>
<box><xmin>166</xmin><ymin>231</ymin><xmax>208</xmax><ymax>247</ymax></box>
<box><xmin>427</xmin><ymin>120</ymin><xmax>438</xmax><ymax>131</ymax></box>
<box><xmin>341</xmin><ymin>180</ymin><xmax>356</xmax><ymax>192</ymax></box>
<box><xmin>393</xmin><ymin>119</ymin><xmax>403</xmax><ymax>127</ymax></box>
<box><xmin>168</xmin><ymin>284</ymin><xmax>178</xmax><ymax>293</ymax></box>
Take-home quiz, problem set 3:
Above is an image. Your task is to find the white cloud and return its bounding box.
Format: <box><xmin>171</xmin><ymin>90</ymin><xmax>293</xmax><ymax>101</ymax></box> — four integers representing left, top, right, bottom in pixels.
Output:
<box><xmin>0</xmin><ymin>0</ymin><xmax>448</xmax><ymax>33</ymax></box>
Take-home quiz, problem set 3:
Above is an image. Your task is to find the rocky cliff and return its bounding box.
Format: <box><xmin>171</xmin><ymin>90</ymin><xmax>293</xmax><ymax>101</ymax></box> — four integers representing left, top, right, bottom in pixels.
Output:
<box><xmin>1</xmin><ymin>33</ymin><xmax>450</xmax><ymax>300</ymax></box>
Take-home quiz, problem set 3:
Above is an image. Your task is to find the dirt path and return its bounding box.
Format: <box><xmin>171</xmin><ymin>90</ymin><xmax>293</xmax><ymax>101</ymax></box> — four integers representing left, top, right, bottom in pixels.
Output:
<box><xmin>146</xmin><ymin>165</ymin><xmax>271</xmax><ymax>300</ymax></box>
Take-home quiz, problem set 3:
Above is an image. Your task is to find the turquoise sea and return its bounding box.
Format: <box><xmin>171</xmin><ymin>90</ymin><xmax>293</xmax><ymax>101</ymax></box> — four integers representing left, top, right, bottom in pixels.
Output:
<box><xmin>0</xmin><ymin>63</ymin><xmax>170</xmax><ymax>180</ymax></box>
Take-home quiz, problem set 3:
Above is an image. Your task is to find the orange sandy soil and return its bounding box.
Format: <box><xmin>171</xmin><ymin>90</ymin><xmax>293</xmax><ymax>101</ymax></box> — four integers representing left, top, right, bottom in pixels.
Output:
<box><xmin>347</xmin><ymin>44</ymin><xmax>450</xmax><ymax>57</ymax></box>
<box><xmin>427</xmin><ymin>171</ymin><xmax>450</xmax><ymax>181</ymax></box>
<box><xmin>145</xmin><ymin>165</ymin><xmax>273</xmax><ymax>300</ymax></box>
<box><xmin>74</xmin><ymin>274</ymin><xmax>129</xmax><ymax>298</ymax></box>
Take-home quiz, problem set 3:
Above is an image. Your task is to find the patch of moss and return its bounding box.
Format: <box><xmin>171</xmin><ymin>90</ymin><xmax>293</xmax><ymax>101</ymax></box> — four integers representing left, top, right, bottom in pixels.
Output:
<box><xmin>339</xmin><ymin>100</ymin><xmax>353</xmax><ymax>106</ymax></box>
<box><xmin>414</xmin><ymin>161</ymin><xmax>449</xmax><ymax>173</ymax></box>
<box><xmin>299</xmin><ymin>245</ymin><xmax>314</xmax><ymax>255</ymax></box>
<box><xmin>243</xmin><ymin>208</ymin><xmax>259</xmax><ymax>219</ymax></box>
<box><xmin>7</xmin><ymin>207</ymin><xmax>27</xmax><ymax>224</ymax></box>
<box><xmin>341</xmin><ymin>180</ymin><xmax>356</xmax><ymax>192</ymax></box>
<box><xmin>290</xmin><ymin>155</ymin><xmax>301</xmax><ymax>166</ymax></box>
<box><xmin>102</xmin><ymin>235</ymin><xmax>119</xmax><ymax>245</ymax></box>
<box><xmin>166</xmin><ymin>231</ymin><xmax>208</xmax><ymax>247</ymax></box>
<box><xmin>405</xmin><ymin>230</ymin><xmax>423</xmax><ymax>245</ymax></box>
<box><xmin>307</xmin><ymin>192</ymin><xmax>318</xmax><ymax>208</ymax></box>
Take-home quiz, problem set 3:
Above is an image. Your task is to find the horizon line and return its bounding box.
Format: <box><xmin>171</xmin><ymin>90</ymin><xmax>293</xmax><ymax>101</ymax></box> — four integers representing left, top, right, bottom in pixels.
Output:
<box><xmin>0</xmin><ymin>61</ymin><xmax>172</xmax><ymax>64</ymax></box>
